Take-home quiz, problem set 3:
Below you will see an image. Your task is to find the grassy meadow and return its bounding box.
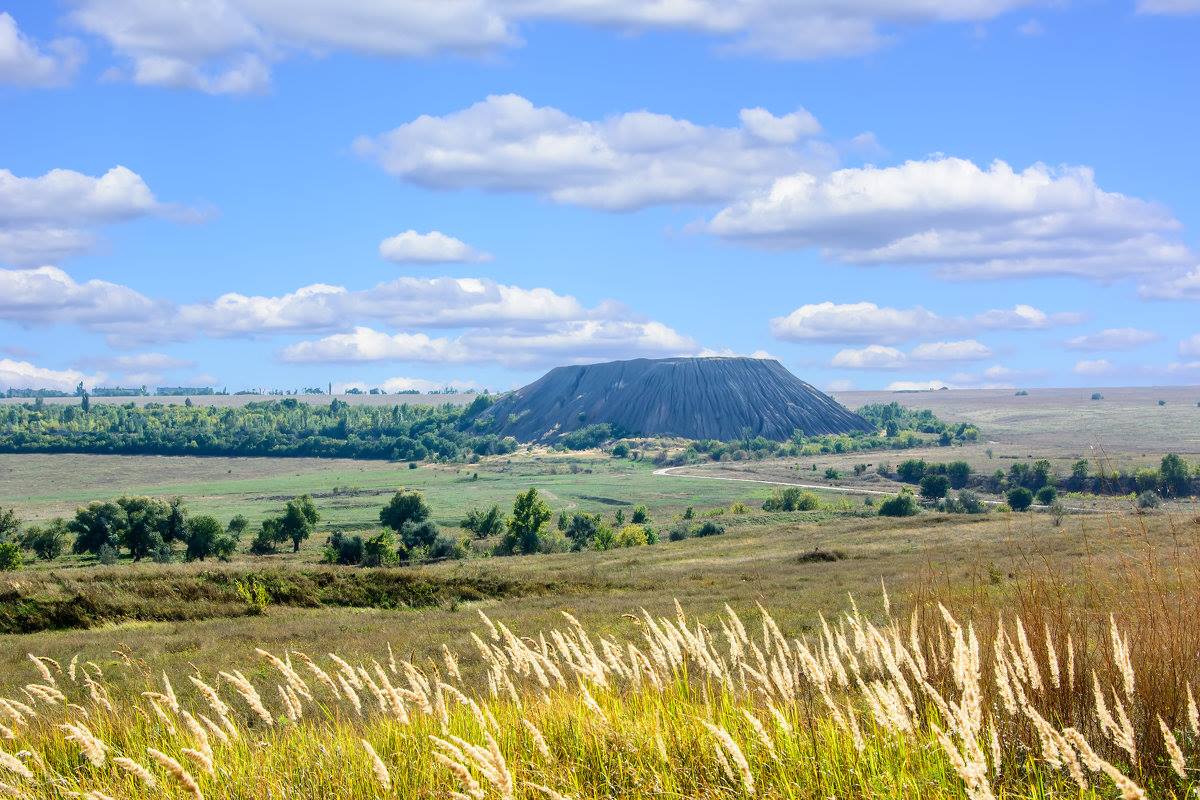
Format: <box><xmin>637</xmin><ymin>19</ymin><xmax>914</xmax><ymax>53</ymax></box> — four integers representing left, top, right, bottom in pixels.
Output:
<box><xmin>2</xmin><ymin>388</ymin><xmax>1200</xmax><ymax>796</ymax></box>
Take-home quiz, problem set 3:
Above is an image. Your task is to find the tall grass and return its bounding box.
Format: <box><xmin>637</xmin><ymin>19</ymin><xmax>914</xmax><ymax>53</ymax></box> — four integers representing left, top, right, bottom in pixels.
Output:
<box><xmin>2</xmin><ymin>528</ymin><xmax>1199</xmax><ymax>798</ymax></box>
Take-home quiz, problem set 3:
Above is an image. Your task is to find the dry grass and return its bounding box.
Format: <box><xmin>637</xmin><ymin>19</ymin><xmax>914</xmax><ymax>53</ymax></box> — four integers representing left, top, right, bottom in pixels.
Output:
<box><xmin>1</xmin><ymin>516</ymin><xmax>1198</xmax><ymax>798</ymax></box>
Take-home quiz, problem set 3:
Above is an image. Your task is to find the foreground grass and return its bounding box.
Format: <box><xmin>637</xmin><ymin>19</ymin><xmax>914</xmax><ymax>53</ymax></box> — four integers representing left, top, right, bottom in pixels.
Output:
<box><xmin>3</xmin><ymin>566</ymin><xmax>1197</xmax><ymax>800</ymax></box>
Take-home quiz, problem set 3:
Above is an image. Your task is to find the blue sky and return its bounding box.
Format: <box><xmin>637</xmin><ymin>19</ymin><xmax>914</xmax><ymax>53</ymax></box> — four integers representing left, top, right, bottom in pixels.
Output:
<box><xmin>1</xmin><ymin>0</ymin><xmax>1198</xmax><ymax>394</ymax></box>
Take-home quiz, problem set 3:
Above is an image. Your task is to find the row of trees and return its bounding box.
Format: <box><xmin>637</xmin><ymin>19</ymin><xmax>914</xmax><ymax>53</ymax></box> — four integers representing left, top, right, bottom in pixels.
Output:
<box><xmin>889</xmin><ymin>454</ymin><xmax>1199</xmax><ymax>500</ymax></box>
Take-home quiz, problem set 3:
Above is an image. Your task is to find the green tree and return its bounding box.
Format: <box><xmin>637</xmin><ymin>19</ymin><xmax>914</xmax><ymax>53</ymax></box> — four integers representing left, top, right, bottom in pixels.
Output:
<box><xmin>879</xmin><ymin>491</ymin><xmax>919</xmax><ymax>517</ymax></box>
<box><xmin>69</xmin><ymin>501</ymin><xmax>127</xmax><ymax>556</ymax></box>
<box><xmin>1159</xmin><ymin>453</ymin><xmax>1191</xmax><ymax>497</ymax></box>
<box><xmin>227</xmin><ymin>514</ymin><xmax>249</xmax><ymax>538</ymax></box>
<box><xmin>362</xmin><ymin>529</ymin><xmax>400</xmax><ymax>566</ymax></box>
<box><xmin>0</xmin><ymin>540</ymin><xmax>21</xmax><ymax>571</ymax></box>
<box><xmin>919</xmin><ymin>474</ymin><xmax>950</xmax><ymax>500</ymax></box>
<box><xmin>1007</xmin><ymin>487</ymin><xmax>1034</xmax><ymax>512</ymax></box>
<box><xmin>630</xmin><ymin>505</ymin><xmax>650</xmax><ymax>524</ymax></box>
<box><xmin>1035</xmin><ymin>486</ymin><xmax>1057</xmax><ymax>506</ymax></box>
<box><xmin>896</xmin><ymin>459</ymin><xmax>927</xmax><ymax>483</ymax></box>
<box><xmin>946</xmin><ymin>461</ymin><xmax>972</xmax><ymax>489</ymax></box>
<box><xmin>498</xmin><ymin>488</ymin><xmax>551</xmax><ymax>555</ymax></box>
<box><xmin>22</xmin><ymin>519</ymin><xmax>68</xmax><ymax>560</ymax></box>
<box><xmin>380</xmin><ymin>489</ymin><xmax>431</xmax><ymax>532</ymax></box>
<box><xmin>461</xmin><ymin>505</ymin><xmax>505</xmax><ymax>538</ymax></box>
<box><xmin>564</xmin><ymin>512</ymin><xmax>602</xmax><ymax>550</ymax></box>
<box><xmin>0</xmin><ymin>507</ymin><xmax>20</xmax><ymax>542</ymax></box>
<box><xmin>115</xmin><ymin>496</ymin><xmax>171</xmax><ymax>561</ymax></box>
<box><xmin>279</xmin><ymin>495</ymin><xmax>320</xmax><ymax>552</ymax></box>
<box><xmin>183</xmin><ymin>515</ymin><xmax>224</xmax><ymax>561</ymax></box>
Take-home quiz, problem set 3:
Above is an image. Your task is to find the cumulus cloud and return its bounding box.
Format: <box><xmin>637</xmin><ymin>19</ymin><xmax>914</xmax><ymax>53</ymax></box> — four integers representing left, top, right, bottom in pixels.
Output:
<box><xmin>1073</xmin><ymin>358</ymin><xmax>1115</xmax><ymax>376</ymax></box>
<box><xmin>355</xmin><ymin>94</ymin><xmax>835</xmax><ymax>211</ymax></box>
<box><xmin>708</xmin><ymin>157</ymin><xmax>1191</xmax><ymax>281</ymax></box>
<box><xmin>1136</xmin><ymin>0</ymin><xmax>1200</xmax><ymax>13</ymax></box>
<box><xmin>0</xmin><ymin>12</ymin><xmax>83</xmax><ymax>87</ymax></box>
<box><xmin>0</xmin><ymin>165</ymin><xmax>181</xmax><ymax>265</ymax></box>
<box><xmin>281</xmin><ymin>319</ymin><xmax>698</xmax><ymax>368</ymax></box>
<box><xmin>379</xmin><ymin>230</ymin><xmax>491</xmax><ymax>264</ymax></box>
<box><xmin>65</xmin><ymin>0</ymin><xmax>1035</xmax><ymax>93</ymax></box>
<box><xmin>0</xmin><ymin>358</ymin><xmax>103</xmax><ymax>392</ymax></box>
<box><xmin>0</xmin><ymin>266</ymin><xmax>165</xmax><ymax>336</ymax></box>
<box><xmin>831</xmin><ymin>339</ymin><xmax>992</xmax><ymax>370</ymax></box>
<box><xmin>1064</xmin><ymin>327</ymin><xmax>1160</xmax><ymax>351</ymax></box>
<box><xmin>1179</xmin><ymin>335</ymin><xmax>1200</xmax><ymax>359</ymax></box>
<box><xmin>770</xmin><ymin>300</ymin><xmax>1079</xmax><ymax>344</ymax></box>
<box><xmin>178</xmin><ymin>276</ymin><xmax>587</xmax><ymax>337</ymax></box>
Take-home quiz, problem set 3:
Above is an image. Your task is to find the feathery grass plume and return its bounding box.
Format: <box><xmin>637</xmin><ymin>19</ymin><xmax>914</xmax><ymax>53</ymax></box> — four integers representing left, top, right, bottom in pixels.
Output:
<box><xmin>0</xmin><ymin>724</ymin><xmax>12</xmax><ymax>741</ymax></box>
<box><xmin>161</xmin><ymin>672</ymin><xmax>179</xmax><ymax>711</ymax></box>
<box><xmin>1189</xmin><ymin>683</ymin><xmax>1200</xmax><ymax>738</ymax></box>
<box><xmin>293</xmin><ymin>651</ymin><xmax>339</xmax><ymax>698</ymax></box>
<box><xmin>522</xmin><ymin>718</ymin><xmax>551</xmax><ymax>759</ymax></box>
<box><xmin>113</xmin><ymin>755</ymin><xmax>157</xmax><ymax>789</ymax></box>
<box><xmin>147</xmin><ymin>747</ymin><xmax>203</xmax><ymax>800</ymax></box>
<box><xmin>24</xmin><ymin>684</ymin><xmax>64</xmax><ymax>705</ymax></box>
<box><xmin>1158</xmin><ymin>715</ymin><xmax>1187</xmax><ymax>778</ymax></box>
<box><xmin>179</xmin><ymin>710</ymin><xmax>212</xmax><ymax>759</ymax></box>
<box><xmin>256</xmin><ymin>648</ymin><xmax>311</xmax><ymax>701</ymax></box>
<box><xmin>68</xmin><ymin>654</ymin><xmax>79</xmax><ymax>683</ymax></box>
<box><xmin>218</xmin><ymin>670</ymin><xmax>273</xmax><ymax>726</ymax></box>
<box><xmin>442</xmin><ymin>645</ymin><xmax>463</xmax><ymax>682</ymax></box>
<box><xmin>26</xmin><ymin>656</ymin><xmax>55</xmax><ymax>687</ymax></box>
<box><xmin>0</xmin><ymin>750</ymin><xmax>33</xmax><ymax>780</ymax></box>
<box><xmin>372</xmin><ymin>663</ymin><xmax>410</xmax><ymax>723</ymax></box>
<box><xmin>361</xmin><ymin>739</ymin><xmax>391</xmax><ymax>791</ymax></box>
<box><xmin>702</xmin><ymin>721</ymin><xmax>755</xmax><ymax>796</ymax></box>
<box><xmin>84</xmin><ymin>790</ymin><xmax>115</xmax><ymax>800</ymax></box>
<box><xmin>181</xmin><ymin>747</ymin><xmax>214</xmax><ymax>776</ymax></box>
<box><xmin>60</xmin><ymin>721</ymin><xmax>107</xmax><ymax>766</ymax></box>
<box><xmin>934</xmin><ymin>725</ymin><xmax>995</xmax><ymax>800</ymax></box>
<box><xmin>337</xmin><ymin>673</ymin><xmax>363</xmax><ymax>716</ymax></box>
<box><xmin>1043</xmin><ymin>623</ymin><xmax>1060</xmax><ymax>689</ymax></box>
<box><xmin>1109</xmin><ymin>615</ymin><xmax>1135</xmax><ymax>700</ymax></box>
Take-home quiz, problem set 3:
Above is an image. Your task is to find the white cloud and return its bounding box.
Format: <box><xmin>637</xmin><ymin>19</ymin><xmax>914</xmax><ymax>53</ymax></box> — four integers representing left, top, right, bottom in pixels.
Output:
<box><xmin>65</xmin><ymin>0</ymin><xmax>1037</xmax><ymax>94</ymax></box>
<box><xmin>886</xmin><ymin>380</ymin><xmax>951</xmax><ymax>391</ymax></box>
<box><xmin>379</xmin><ymin>230</ymin><xmax>491</xmax><ymax>264</ymax></box>
<box><xmin>831</xmin><ymin>339</ymin><xmax>992</xmax><ymax>370</ymax></box>
<box><xmin>0</xmin><ymin>165</ymin><xmax>177</xmax><ymax>265</ymax></box>
<box><xmin>1073</xmin><ymin>358</ymin><xmax>1115</xmax><ymax>376</ymax></box>
<box><xmin>1180</xmin><ymin>335</ymin><xmax>1200</xmax><ymax>359</ymax></box>
<box><xmin>354</xmin><ymin>94</ymin><xmax>834</xmax><ymax>211</ymax></box>
<box><xmin>280</xmin><ymin>319</ymin><xmax>698</xmax><ymax>368</ymax></box>
<box><xmin>0</xmin><ymin>12</ymin><xmax>83</xmax><ymax>87</ymax></box>
<box><xmin>1017</xmin><ymin>18</ymin><xmax>1044</xmax><ymax>35</ymax></box>
<box><xmin>708</xmin><ymin>156</ymin><xmax>1191</xmax><ymax>281</ymax></box>
<box><xmin>1139</xmin><ymin>265</ymin><xmax>1200</xmax><ymax>300</ymax></box>
<box><xmin>825</xmin><ymin>378</ymin><xmax>855</xmax><ymax>392</ymax></box>
<box><xmin>1136</xmin><ymin>0</ymin><xmax>1200</xmax><ymax>13</ymax></box>
<box><xmin>1064</xmin><ymin>328</ymin><xmax>1160</xmax><ymax>351</ymax></box>
<box><xmin>0</xmin><ymin>265</ymin><xmax>164</xmax><ymax>331</ymax></box>
<box><xmin>179</xmin><ymin>276</ymin><xmax>587</xmax><ymax>336</ymax></box>
<box><xmin>0</xmin><ymin>358</ymin><xmax>103</xmax><ymax>392</ymax></box>
<box><xmin>770</xmin><ymin>300</ymin><xmax>1079</xmax><ymax>344</ymax></box>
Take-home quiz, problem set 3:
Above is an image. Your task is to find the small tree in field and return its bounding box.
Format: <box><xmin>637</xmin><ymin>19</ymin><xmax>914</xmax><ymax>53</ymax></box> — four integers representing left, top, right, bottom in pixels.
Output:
<box><xmin>879</xmin><ymin>492</ymin><xmax>919</xmax><ymax>517</ymax></box>
<box><xmin>380</xmin><ymin>489</ymin><xmax>430</xmax><ymax>532</ymax></box>
<box><xmin>498</xmin><ymin>488</ymin><xmax>551</xmax><ymax>555</ymax></box>
<box><xmin>919</xmin><ymin>474</ymin><xmax>950</xmax><ymax>500</ymax></box>
<box><xmin>1007</xmin><ymin>487</ymin><xmax>1034</xmax><ymax>512</ymax></box>
<box><xmin>184</xmin><ymin>515</ymin><xmax>224</xmax><ymax>561</ymax></box>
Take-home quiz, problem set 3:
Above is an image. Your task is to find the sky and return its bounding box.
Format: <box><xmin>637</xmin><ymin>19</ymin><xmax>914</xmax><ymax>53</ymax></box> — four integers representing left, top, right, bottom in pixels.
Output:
<box><xmin>1</xmin><ymin>0</ymin><xmax>1198</xmax><ymax>395</ymax></box>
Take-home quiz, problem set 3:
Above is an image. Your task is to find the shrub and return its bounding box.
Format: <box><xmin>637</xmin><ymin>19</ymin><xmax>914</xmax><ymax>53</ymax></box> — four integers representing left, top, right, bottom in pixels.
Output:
<box><xmin>897</xmin><ymin>459</ymin><xmax>927</xmax><ymax>483</ymax></box>
<box><xmin>1136</xmin><ymin>490</ymin><xmax>1160</xmax><ymax>510</ymax></box>
<box><xmin>427</xmin><ymin>535</ymin><xmax>467</xmax><ymax>561</ymax></box>
<box><xmin>957</xmin><ymin>490</ymin><xmax>986</xmax><ymax>514</ymax></box>
<box><xmin>631</xmin><ymin>505</ymin><xmax>650</xmax><ymax>524</ymax></box>
<box><xmin>462</xmin><ymin>505</ymin><xmax>505</xmax><ymax>538</ymax></box>
<box><xmin>614</xmin><ymin>524</ymin><xmax>649</xmax><ymax>548</ymax></box>
<box><xmin>325</xmin><ymin>532</ymin><xmax>365</xmax><ymax>565</ymax></box>
<box><xmin>919</xmin><ymin>474</ymin><xmax>950</xmax><ymax>500</ymax></box>
<box><xmin>1007</xmin><ymin>487</ymin><xmax>1034</xmax><ymax>512</ymax></box>
<box><xmin>1091</xmin><ymin>392</ymin><xmax>1103</xmax><ymax>400</ymax></box>
<box><xmin>380</xmin><ymin>489</ymin><xmax>430</xmax><ymax>532</ymax></box>
<box><xmin>592</xmin><ymin>526</ymin><xmax>616</xmax><ymax>551</ymax></box>
<box><xmin>611</xmin><ymin>442</ymin><xmax>630</xmax><ymax>458</ymax></box>
<box><xmin>668</xmin><ymin>522</ymin><xmax>691</xmax><ymax>541</ymax></box>
<box><xmin>694</xmin><ymin>520</ymin><xmax>726</xmax><ymax>537</ymax></box>
<box><xmin>879</xmin><ymin>492</ymin><xmax>919</xmax><ymax>517</ymax></box>
<box><xmin>729</xmin><ymin>502</ymin><xmax>749</xmax><ymax>515</ymax></box>
<box><xmin>0</xmin><ymin>540</ymin><xmax>22</xmax><ymax>571</ymax></box>
<box><xmin>22</xmin><ymin>519</ymin><xmax>68</xmax><ymax>560</ymax></box>
<box><xmin>682</xmin><ymin>506</ymin><xmax>695</xmax><ymax>520</ymax></box>
<box><xmin>565</xmin><ymin>512</ymin><xmax>602</xmax><ymax>550</ymax></box>
<box><xmin>97</xmin><ymin>543</ymin><xmax>118</xmax><ymax>565</ymax></box>
<box><xmin>946</xmin><ymin>461</ymin><xmax>971</xmax><ymax>489</ymax></box>
<box><xmin>399</xmin><ymin>520</ymin><xmax>440</xmax><ymax>553</ymax></box>
<box><xmin>1035</xmin><ymin>486</ymin><xmax>1057</xmax><ymax>506</ymax></box>
<box><xmin>763</xmin><ymin>487</ymin><xmax>820</xmax><ymax>512</ymax></box>
<box><xmin>497</xmin><ymin>488</ymin><xmax>552</xmax><ymax>556</ymax></box>
<box><xmin>824</xmin><ymin>468</ymin><xmax>840</xmax><ymax>480</ymax></box>
<box><xmin>362</xmin><ymin>529</ymin><xmax>400</xmax><ymax>566</ymax></box>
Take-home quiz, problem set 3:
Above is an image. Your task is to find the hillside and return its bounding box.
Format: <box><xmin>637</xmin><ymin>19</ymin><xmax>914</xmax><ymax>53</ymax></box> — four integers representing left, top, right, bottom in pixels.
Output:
<box><xmin>480</xmin><ymin>357</ymin><xmax>872</xmax><ymax>442</ymax></box>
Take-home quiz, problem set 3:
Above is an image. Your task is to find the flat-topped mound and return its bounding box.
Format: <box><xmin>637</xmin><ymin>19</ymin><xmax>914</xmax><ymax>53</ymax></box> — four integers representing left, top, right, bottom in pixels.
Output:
<box><xmin>480</xmin><ymin>357</ymin><xmax>873</xmax><ymax>442</ymax></box>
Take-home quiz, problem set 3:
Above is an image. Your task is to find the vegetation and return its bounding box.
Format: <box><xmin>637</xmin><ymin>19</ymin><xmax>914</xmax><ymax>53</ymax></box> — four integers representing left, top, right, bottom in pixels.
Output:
<box><xmin>762</xmin><ymin>487</ymin><xmax>821</xmax><ymax>512</ymax></box>
<box><xmin>878</xmin><ymin>491</ymin><xmax>919</xmax><ymax>517</ymax></box>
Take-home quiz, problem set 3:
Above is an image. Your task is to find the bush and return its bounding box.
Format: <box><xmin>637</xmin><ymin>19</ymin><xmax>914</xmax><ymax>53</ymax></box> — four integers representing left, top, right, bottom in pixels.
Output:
<box><xmin>668</xmin><ymin>522</ymin><xmax>692</xmax><ymax>541</ymax></box>
<box><xmin>362</xmin><ymin>529</ymin><xmax>400</xmax><ymax>566</ymax></box>
<box><xmin>1136</xmin><ymin>490</ymin><xmax>1160</xmax><ymax>510</ymax></box>
<box><xmin>897</xmin><ymin>459</ymin><xmax>927</xmax><ymax>483</ymax></box>
<box><xmin>946</xmin><ymin>461</ymin><xmax>972</xmax><ymax>489</ymax></box>
<box><xmin>427</xmin><ymin>535</ymin><xmax>467</xmax><ymax>561</ymax></box>
<box><xmin>957</xmin><ymin>490</ymin><xmax>986</xmax><ymax>514</ymax></box>
<box><xmin>1007</xmin><ymin>487</ymin><xmax>1034</xmax><ymax>512</ymax></box>
<box><xmin>380</xmin><ymin>489</ymin><xmax>431</xmax><ymax>532</ymax></box>
<box><xmin>0</xmin><ymin>540</ymin><xmax>22</xmax><ymax>571</ymax></box>
<box><xmin>614</xmin><ymin>524</ymin><xmax>649</xmax><ymax>548</ymax></box>
<box><xmin>879</xmin><ymin>492</ymin><xmax>919</xmax><ymax>517</ymax></box>
<box><xmin>1035</xmin><ymin>486</ymin><xmax>1057</xmax><ymax>506</ymax></box>
<box><xmin>919</xmin><ymin>474</ymin><xmax>950</xmax><ymax>500</ymax></box>
<box><xmin>1091</xmin><ymin>392</ymin><xmax>1103</xmax><ymax>401</ymax></box>
<box><xmin>23</xmin><ymin>520</ymin><xmax>68</xmax><ymax>560</ymax></box>
<box><xmin>729</xmin><ymin>502</ymin><xmax>749</xmax><ymax>515</ymax></box>
<box><xmin>325</xmin><ymin>531</ymin><xmax>365</xmax><ymax>565</ymax></box>
<box><xmin>565</xmin><ymin>513</ymin><xmax>602</xmax><ymax>550</ymax></box>
<box><xmin>824</xmin><ymin>468</ymin><xmax>840</xmax><ymax>480</ymax></box>
<box><xmin>462</xmin><ymin>505</ymin><xmax>505</xmax><ymax>538</ymax></box>
<box><xmin>631</xmin><ymin>505</ymin><xmax>650</xmax><ymax>524</ymax></box>
<box><xmin>97</xmin><ymin>543</ymin><xmax>119</xmax><ymax>565</ymax></box>
<box><xmin>694</xmin><ymin>520</ymin><xmax>726</xmax><ymax>537</ymax></box>
<box><xmin>763</xmin><ymin>487</ymin><xmax>820</xmax><ymax>512</ymax></box>
<box><xmin>611</xmin><ymin>442</ymin><xmax>630</xmax><ymax>458</ymax></box>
